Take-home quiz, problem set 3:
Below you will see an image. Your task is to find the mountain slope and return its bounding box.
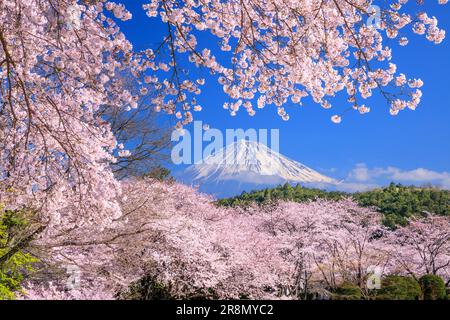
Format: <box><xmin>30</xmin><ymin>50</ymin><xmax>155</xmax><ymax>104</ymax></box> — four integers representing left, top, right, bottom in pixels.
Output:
<box><xmin>179</xmin><ymin>140</ymin><xmax>336</xmax><ymax>197</ymax></box>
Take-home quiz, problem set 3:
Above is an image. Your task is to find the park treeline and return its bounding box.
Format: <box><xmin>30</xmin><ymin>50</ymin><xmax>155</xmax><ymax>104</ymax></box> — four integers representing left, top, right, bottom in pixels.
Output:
<box><xmin>217</xmin><ymin>183</ymin><xmax>450</xmax><ymax>228</ymax></box>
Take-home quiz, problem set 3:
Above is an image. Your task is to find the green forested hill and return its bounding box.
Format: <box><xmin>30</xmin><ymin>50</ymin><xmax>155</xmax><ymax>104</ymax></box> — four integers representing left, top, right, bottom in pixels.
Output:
<box><xmin>354</xmin><ymin>183</ymin><xmax>450</xmax><ymax>227</ymax></box>
<box><xmin>217</xmin><ymin>183</ymin><xmax>450</xmax><ymax>228</ymax></box>
<box><xmin>217</xmin><ymin>183</ymin><xmax>347</xmax><ymax>207</ymax></box>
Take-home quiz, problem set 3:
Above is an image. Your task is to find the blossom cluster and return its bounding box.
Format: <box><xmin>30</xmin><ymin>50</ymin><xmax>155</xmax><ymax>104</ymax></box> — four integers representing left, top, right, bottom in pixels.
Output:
<box><xmin>139</xmin><ymin>0</ymin><xmax>447</xmax><ymax>124</ymax></box>
<box><xmin>0</xmin><ymin>1</ymin><xmax>141</xmax><ymax>234</ymax></box>
<box><xmin>22</xmin><ymin>179</ymin><xmax>449</xmax><ymax>300</ymax></box>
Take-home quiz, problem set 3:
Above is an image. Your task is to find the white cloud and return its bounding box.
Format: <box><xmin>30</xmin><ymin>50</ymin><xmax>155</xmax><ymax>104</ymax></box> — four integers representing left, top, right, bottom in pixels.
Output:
<box><xmin>344</xmin><ymin>163</ymin><xmax>450</xmax><ymax>190</ymax></box>
<box><xmin>347</xmin><ymin>163</ymin><xmax>371</xmax><ymax>181</ymax></box>
<box><xmin>390</xmin><ymin>168</ymin><xmax>450</xmax><ymax>182</ymax></box>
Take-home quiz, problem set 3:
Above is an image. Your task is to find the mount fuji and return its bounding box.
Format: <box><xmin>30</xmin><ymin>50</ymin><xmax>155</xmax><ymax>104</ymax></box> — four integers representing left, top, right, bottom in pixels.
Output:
<box><xmin>178</xmin><ymin>140</ymin><xmax>337</xmax><ymax>198</ymax></box>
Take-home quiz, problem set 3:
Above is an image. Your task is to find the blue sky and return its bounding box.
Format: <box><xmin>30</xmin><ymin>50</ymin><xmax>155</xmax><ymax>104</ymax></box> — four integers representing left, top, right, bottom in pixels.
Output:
<box><xmin>118</xmin><ymin>1</ymin><xmax>450</xmax><ymax>191</ymax></box>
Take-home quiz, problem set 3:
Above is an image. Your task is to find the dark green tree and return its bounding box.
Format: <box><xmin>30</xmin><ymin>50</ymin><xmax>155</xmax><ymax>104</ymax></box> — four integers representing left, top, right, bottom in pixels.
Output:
<box><xmin>419</xmin><ymin>275</ymin><xmax>446</xmax><ymax>300</ymax></box>
<box><xmin>375</xmin><ymin>276</ymin><xmax>421</xmax><ymax>300</ymax></box>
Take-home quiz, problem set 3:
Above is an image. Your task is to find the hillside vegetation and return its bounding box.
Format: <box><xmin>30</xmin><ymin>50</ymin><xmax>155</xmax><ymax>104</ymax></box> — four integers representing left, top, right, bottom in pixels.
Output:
<box><xmin>217</xmin><ymin>183</ymin><xmax>450</xmax><ymax>228</ymax></box>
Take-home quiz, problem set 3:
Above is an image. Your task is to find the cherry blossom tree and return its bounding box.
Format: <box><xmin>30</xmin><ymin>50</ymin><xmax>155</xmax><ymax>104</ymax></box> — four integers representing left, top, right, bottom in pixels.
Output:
<box><xmin>139</xmin><ymin>0</ymin><xmax>447</xmax><ymax>126</ymax></box>
<box><xmin>23</xmin><ymin>179</ymin><xmax>289</xmax><ymax>299</ymax></box>
<box><xmin>260</xmin><ymin>199</ymin><xmax>392</xmax><ymax>298</ymax></box>
<box><xmin>1</xmin><ymin>1</ymin><xmax>448</xmax><ymax>300</ymax></box>
<box><xmin>0</xmin><ymin>0</ymin><xmax>140</xmax><ymax>236</ymax></box>
<box><xmin>1</xmin><ymin>1</ymin><xmax>448</xmax><ymax>236</ymax></box>
<box><xmin>19</xmin><ymin>179</ymin><xmax>448</xmax><ymax>300</ymax></box>
<box><xmin>101</xmin><ymin>72</ymin><xmax>171</xmax><ymax>180</ymax></box>
<box><xmin>385</xmin><ymin>215</ymin><xmax>450</xmax><ymax>284</ymax></box>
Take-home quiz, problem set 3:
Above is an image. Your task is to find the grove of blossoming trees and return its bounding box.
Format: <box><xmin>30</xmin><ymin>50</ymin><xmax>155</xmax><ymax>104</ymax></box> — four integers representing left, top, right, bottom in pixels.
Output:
<box><xmin>22</xmin><ymin>179</ymin><xmax>449</xmax><ymax>299</ymax></box>
<box><xmin>385</xmin><ymin>216</ymin><xmax>450</xmax><ymax>283</ymax></box>
<box><xmin>1</xmin><ymin>0</ymin><xmax>448</xmax><ymax>234</ymax></box>
<box><xmin>0</xmin><ymin>0</ymin><xmax>449</xmax><ymax>300</ymax></box>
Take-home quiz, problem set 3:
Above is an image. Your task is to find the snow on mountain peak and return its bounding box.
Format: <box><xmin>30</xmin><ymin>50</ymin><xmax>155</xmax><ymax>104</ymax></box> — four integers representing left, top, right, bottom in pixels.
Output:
<box><xmin>184</xmin><ymin>140</ymin><xmax>335</xmax><ymax>185</ymax></box>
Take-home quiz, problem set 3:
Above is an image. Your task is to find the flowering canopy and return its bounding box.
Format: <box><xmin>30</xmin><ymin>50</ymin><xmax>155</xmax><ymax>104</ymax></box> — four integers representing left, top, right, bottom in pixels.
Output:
<box><xmin>139</xmin><ymin>0</ymin><xmax>446</xmax><ymax>125</ymax></box>
<box><xmin>1</xmin><ymin>1</ymin><xmax>447</xmax><ymax>232</ymax></box>
<box><xmin>23</xmin><ymin>179</ymin><xmax>449</xmax><ymax>300</ymax></box>
<box><xmin>0</xmin><ymin>1</ymin><xmax>138</xmax><ymax>234</ymax></box>
<box><xmin>1</xmin><ymin>1</ymin><xmax>448</xmax><ymax>300</ymax></box>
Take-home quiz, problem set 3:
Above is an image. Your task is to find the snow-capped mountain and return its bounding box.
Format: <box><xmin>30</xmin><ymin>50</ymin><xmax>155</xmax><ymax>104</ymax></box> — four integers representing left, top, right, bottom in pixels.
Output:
<box><xmin>179</xmin><ymin>140</ymin><xmax>336</xmax><ymax>197</ymax></box>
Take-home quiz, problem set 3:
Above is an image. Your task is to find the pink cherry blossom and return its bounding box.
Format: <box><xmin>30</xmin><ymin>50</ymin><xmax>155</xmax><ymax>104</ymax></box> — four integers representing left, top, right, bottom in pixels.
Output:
<box><xmin>21</xmin><ymin>179</ymin><xmax>449</xmax><ymax>300</ymax></box>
